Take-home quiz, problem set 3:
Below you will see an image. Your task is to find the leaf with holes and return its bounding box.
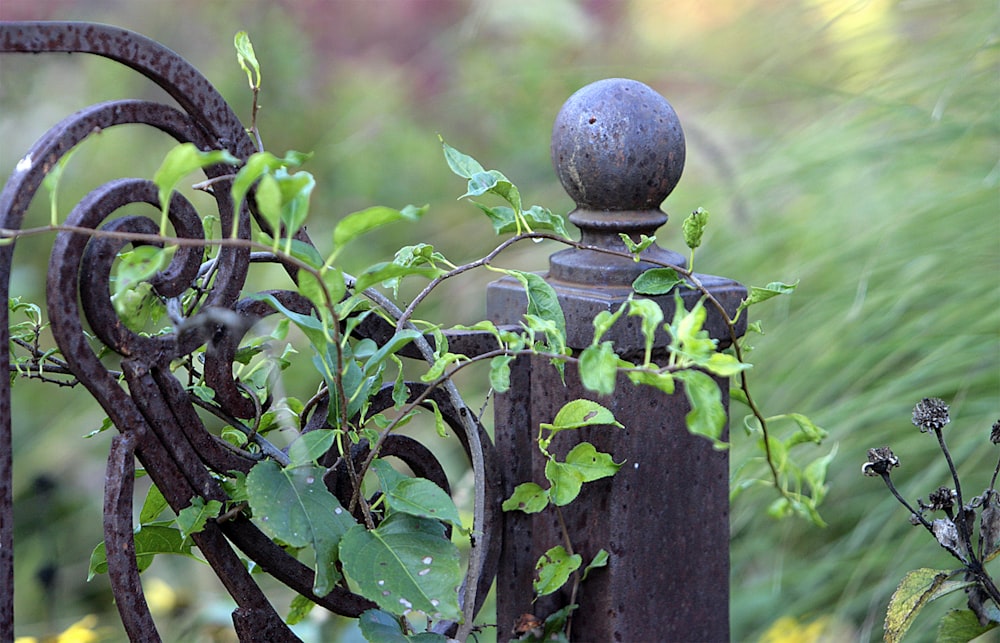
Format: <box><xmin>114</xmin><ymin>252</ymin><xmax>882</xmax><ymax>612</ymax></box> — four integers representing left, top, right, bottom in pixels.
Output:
<box><xmin>340</xmin><ymin>514</ymin><xmax>462</xmax><ymax>620</ymax></box>
<box><xmin>246</xmin><ymin>460</ymin><xmax>356</xmax><ymax>596</ymax></box>
<box><xmin>502</xmin><ymin>482</ymin><xmax>550</xmax><ymax>514</ymax></box>
<box><xmin>534</xmin><ymin>546</ymin><xmax>582</xmax><ymax>596</ymax></box>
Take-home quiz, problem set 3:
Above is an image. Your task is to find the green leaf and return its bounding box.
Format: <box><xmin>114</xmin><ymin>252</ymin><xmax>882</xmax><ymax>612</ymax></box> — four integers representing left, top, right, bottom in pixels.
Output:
<box><xmin>424</xmin><ymin>398</ymin><xmax>449</xmax><ymax>438</ymax></box>
<box><xmin>489</xmin><ymin>354</ymin><xmax>514</xmax><ymax>393</ymax></box>
<box><xmin>246</xmin><ymin>460</ymin><xmax>356</xmax><ymax>596</ymax></box>
<box><xmin>287</xmin><ymin>429</ymin><xmax>337</xmax><ymax>466</ymax></box>
<box><xmin>628</xmin><ymin>298</ymin><xmax>664</xmax><ymax>365</ymax></box>
<box><xmin>675</xmin><ymin>369</ymin><xmax>728</xmax><ymax>448</ymax></box>
<box><xmin>509</xmin><ymin>271</ymin><xmax>566</xmax><ymax>341</ymax></box>
<box><xmin>115</xmin><ymin>245</ymin><xmax>174</xmax><ymax>293</ymax></box>
<box><xmin>333</xmin><ymin>205</ymin><xmax>428</xmax><ymax>250</ymax></box>
<box><xmin>737</xmin><ymin>281</ymin><xmax>798</xmax><ymax>315</ymax></box>
<box><xmin>176</xmin><ymin>497</ymin><xmax>223</xmax><ymax>540</ymax></box>
<box><xmin>472</xmin><ymin>202</ymin><xmax>519</xmax><ymax>235</ymax></box>
<box><xmin>591</xmin><ymin>302</ymin><xmax>627</xmax><ymax>344</ymax></box>
<box><xmin>545</xmin><ymin>460</ymin><xmax>584</xmax><ymax>506</ymax></box>
<box><xmin>541</xmin><ymin>399</ymin><xmax>623</xmax><ymax>434</ymax></box>
<box><xmin>298</xmin><ymin>267</ymin><xmax>346</xmax><ymax>314</ymax></box>
<box><xmin>441</xmin><ymin>140</ymin><xmax>485</xmax><ymax>179</ymax></box>
<box><xmin>373</xmin><ymin>460</ymin><xmax>463</xmax><ymax>531</ymax></box>
<box><xmin>340</xmin><ymin>514</ymin><xmax>463</xmax><ymax>620</ymax></box>
<box><xmin>353</xmin><ymin>262</ymin><xmax>445</xmax><ymax>293</ymax></box>
<box><xmin>139</xmin><ymin>483</ymin><xmax>170</xmax><ymax>525</ymax></box>
<box><xmin>523</xmin><ymin>205</ymin><xmax>568</xmax><ymax>237</ymax></box>
<box><xmin>626</xmin><ymin>369</ymin><xmax>675</xmax><ymax>394</ymax></box>
<box><xmin>357</xmin><ymin>609</ymin><xmax>449</xmax><ymax>643</ymax></box>
<box><xmin>234</xmin><ymin>31</ymin><xmax>261</xmax><ymax>89</ymax></box>
<box><xmin>286</xmin><ymin>593</ymin><xmax>316</xmax><ymax>626</ymax></box>
<box><xmin>564</xmin><ymin>442</ymin><xmax>622</xmax><ymax>482</ymax></box>
<box><xmin>633</xmin><ymin>268</ymin><xmax>683</xmax><ymax>296</ymax></box>
<box><xmin>364</xmin><ymin>329</ymin><xmax>422</xmax><ymax>377</ymax></box>
<box><xmin>153</xmin><ymin>143</ymin><xmax>238</xmax><ymax>232</ymax></box>
<box><xmin>88</xmin><ymin>525</ymin><xmax>194</xmax><ymax>581</ymax></box>
<box><xmin>704</xmin><ymin>352</ymin><xmax>752</xmax><ymax>377</ymax></box>
<box><xmin>582</xmin><ymin>548</ymin><xmax>610</xmax><ymax>580</ymax></box>
<box><xmin>938</xmin><ymin>609</ymin><xmax>998</xmax><ymax>643</ymax></box>
<box><xmin>884</xmin><ymin>568</ymin><xmax>973</xmax><ymax>643</ymax></box>
<box><xmin>579</xmin><ymin>342</ymin><xmax>618</xmax><ymax>396</ymax></box>
<box><xmin>619</xmin><ymin>233</ymin><xmax>656</xmax><ymax>259</ymax></box>
<box><xmin>533</xmin><ymin>546</ymin><xmax>582</xmax><ymax>596</ymax></box>
<box><xmin>502</xmin><ymin>482</ymin><xmax>550</xmax><ymax>514</ymax></box>
<box><xmin>682</xmin><ymin>207</ymin><xmax>709</xmax><ymax>250</ymax></box>
<box><xmin>273</xmin><ymin>167</ymin><xmax>315</xmax><ymax>242</ymax></box>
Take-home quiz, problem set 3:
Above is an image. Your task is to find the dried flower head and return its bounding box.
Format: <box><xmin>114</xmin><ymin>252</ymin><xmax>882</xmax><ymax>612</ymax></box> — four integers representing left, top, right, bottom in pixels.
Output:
<box><xmin>991</xmin><ymin>419</ymin><xmax>1000</xmax><ymax>445</ymax></box>
<box><xmin>862</xmin><ymin>446</ymin><xmax>900</xmax><ymax>476</ymax></box>
<box><xmin>912</xmin><ymin>397</ymin><xmax>950</xmax><ymax>432</ymax></box>
<box><xmin>922</xmin><ymin>486</ymin><xmax>957</xmax><ymax>513</ymax></box>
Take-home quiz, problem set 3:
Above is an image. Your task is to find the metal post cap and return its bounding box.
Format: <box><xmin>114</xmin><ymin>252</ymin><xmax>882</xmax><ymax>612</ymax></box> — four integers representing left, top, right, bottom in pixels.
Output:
<box><xmin>551</xmin><ymin>78</ymin><xmax>685</xmax><ymax>211</ymax></box>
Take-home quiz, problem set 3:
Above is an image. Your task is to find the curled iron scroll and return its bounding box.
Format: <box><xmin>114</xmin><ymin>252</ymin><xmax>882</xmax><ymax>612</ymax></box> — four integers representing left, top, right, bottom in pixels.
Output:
<box><xmin>0</xmin><ymin>21</ymin><xmax>499</xmax><ymax>641</ymax></box>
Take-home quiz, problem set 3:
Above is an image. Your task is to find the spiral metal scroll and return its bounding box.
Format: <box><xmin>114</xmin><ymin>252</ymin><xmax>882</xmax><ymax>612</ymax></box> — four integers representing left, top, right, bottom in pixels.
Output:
<box><xmin>0</xmin><ymin>22</ymin><xmax>500</xmax><ymax>641</ymax></box>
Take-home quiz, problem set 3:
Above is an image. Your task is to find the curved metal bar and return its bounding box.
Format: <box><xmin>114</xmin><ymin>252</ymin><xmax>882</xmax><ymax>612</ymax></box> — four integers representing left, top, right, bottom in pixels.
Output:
<box><xmin>103</xmin><ymin>433</ymin><xmax>162</xmax><ymax>643</ymax></box>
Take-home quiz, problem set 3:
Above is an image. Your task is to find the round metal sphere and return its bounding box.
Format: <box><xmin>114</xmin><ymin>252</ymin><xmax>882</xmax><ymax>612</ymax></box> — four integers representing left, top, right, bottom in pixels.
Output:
<box><xmin>551</xmin><ymin>78</ymin><xmax>685</xmax><ymax>211</ymax></box>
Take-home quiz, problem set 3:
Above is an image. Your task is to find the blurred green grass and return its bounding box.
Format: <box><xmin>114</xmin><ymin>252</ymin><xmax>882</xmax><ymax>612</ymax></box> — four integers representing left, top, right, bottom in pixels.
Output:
<box><xmin>1</xmin><ymin>0</ymin><xmax>997</xmax><ymax>640</ymax></box>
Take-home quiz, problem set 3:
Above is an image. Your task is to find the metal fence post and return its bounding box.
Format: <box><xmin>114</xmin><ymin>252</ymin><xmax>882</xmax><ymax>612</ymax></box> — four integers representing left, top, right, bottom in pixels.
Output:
<box><xmin>488</xmin><ymin>78</ymin><xmax>747</xmax><ymax>642</ymax></box>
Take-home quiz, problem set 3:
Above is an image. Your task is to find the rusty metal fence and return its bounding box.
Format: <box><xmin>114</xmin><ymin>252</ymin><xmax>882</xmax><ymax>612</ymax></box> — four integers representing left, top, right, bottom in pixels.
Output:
<box><xmin>0</xmin><ymin>21</ymin><xmax>742</xmax><ymax>642</ymax></box>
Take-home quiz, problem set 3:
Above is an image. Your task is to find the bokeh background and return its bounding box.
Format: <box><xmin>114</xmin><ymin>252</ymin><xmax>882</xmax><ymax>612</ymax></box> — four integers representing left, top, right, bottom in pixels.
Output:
<box><xmin>1</xmin><ymin>0</ymin><xmax>997</xmax><ymax>641</ymax></box>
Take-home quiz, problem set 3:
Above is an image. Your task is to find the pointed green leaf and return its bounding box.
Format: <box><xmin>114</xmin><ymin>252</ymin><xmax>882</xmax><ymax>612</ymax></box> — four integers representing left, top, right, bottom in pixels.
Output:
<box><xmin>675</xmin><ymin>369</ymin><xmax>728</xmax><ymax>448</ymax></box>
<box><xmin>578</xmin><ymin>341</ymin><xmax>618</xmax><ymax>396</ymax></box>
<box><xmin>541</xmin><ymin>399</ymin><xmax>623</xmax><ymax>434</ymax></box>
<box><xmin>153</xmin><ymin>143</ymin><xmax>238</xmax><ymax>231</ymax></box>
<box><xmin>287</xmin><ymin>429</ymin><xmax>337</xmax><ymax>466</ymax></box>
<box><xmin>627</xmin><ymin>369</ymin><xmax>675</xmax><ymax>394</ymax></box>
<box><xmin>88</xmin><ymin>525</ymin><xmax>195</xmax><ymax>580</ymax></box>
<box><xmin>246</xmin><ymin>460</ymin><xmax>356</xmax><ymax>595</ymax></box>
<box><xmin>234</xmin><ymin>31</ymin><xmax>261</xmax><ymax>89</ymax></box>
<box><xmin>384</xmin><ymin>476</ymin><xmax>463</xmax><ymax>531</ymax></box>
<box><xmin>545</xmin><ymin>460</ymin><xmax>584</xmax><ymax>506</ymax></box>
<box><xmin>633</xmin><ymin>268</ymin><xmax>683</xmax><ymax>296</ymax></box>
<box><xmin>333</xmin><ymin>205</ymin><xmax>428</xmax><ymax>250</ymax></box>
<box><xmin>534</xmin><ymin>545</ymin><xmax>582</xmax><ymax>596</ymax></box>
<box><xmin>340</xmin><ymin>514</ymin><xmax>462</xmax><ymax>620</ymax></box>
<box><xmin>139</xmin><ymin>483</ymin><xmax>170</xmax><ymax>525</ymax></box>
<box><xmin>502</xmin><ymin>482</ymin><xmax>550</xmax><ymax>514</ymax></box>
<box><xmin>441</xmin><ymin>140</ymin><xmax>485</xmax><ymax>179</ymax></box>
<box><xmin>885</xmin><ymin>568</ymin><xmax>971</xmax><ymax>643</ymax></box>
<box><xmin>286</xmin><ymin>593</ymin><xmax>316</xmax><ymax>626</ymax></box>
<box><xmin>176</xmin><ymin>497</ymin><xmax>223</xmax><ymax>540</ymax></box>
<box><xmin>564</xmin><ymin>442</ymin><xmax>622</xmax><ymax>482</ymax></box>
<box><xmin>489</xmin><ymin>354</ymin><xmax>514</xmax><ymax>393</ymax></box>
<box><xmin>704</xmin><ymin>352</ymin><xmax>751</xmax><ymax>377</ymax></box>
<box><xmin>937</xmin><ymin>609</ymin><xmax>998</xmax><ymax>643</ymax></box>
<box><xmin>737</xmin><ymin>281</ymin><xmax>798</xmax><ymax>314</ymax></box>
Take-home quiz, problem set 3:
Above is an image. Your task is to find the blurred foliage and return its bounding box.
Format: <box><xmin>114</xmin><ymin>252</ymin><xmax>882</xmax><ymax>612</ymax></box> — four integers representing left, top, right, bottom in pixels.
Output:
<box><xmin>1</xmin><ymin>0</ymin><xmax>997</xmax><ymax>641</ymax></box>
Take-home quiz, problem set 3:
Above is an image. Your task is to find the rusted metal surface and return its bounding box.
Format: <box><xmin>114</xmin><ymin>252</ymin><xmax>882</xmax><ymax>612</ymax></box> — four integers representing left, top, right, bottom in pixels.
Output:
<box><xmin>490</xmin><ymin>78</ymin><xmax>742</xmax><ymax>642</ymax></box>
<box><xmin>0</xmin><ymin>21</ymin><xmax>498</xmax><ymax>641</ymax></box>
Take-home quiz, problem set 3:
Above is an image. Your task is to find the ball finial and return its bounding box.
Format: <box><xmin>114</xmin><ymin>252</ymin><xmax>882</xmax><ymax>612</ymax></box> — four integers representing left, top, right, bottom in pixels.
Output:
<box><xmin>551</xmin><ymin>78</ymin><xmax>685</xmax><ymax>211</ymax></box>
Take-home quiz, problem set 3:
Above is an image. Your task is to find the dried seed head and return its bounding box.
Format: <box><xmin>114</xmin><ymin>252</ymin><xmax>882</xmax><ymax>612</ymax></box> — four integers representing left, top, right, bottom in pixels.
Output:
<box><xmin>991</xmin><ymin>420</ymin><xmax>1000</xmax><ymax>445</ymax></box>
<box><xmin>862</xmin><ymin>446</ymin><xmax>900</xmax><ymax>476</ymax></box>
<box><xmin>912</xmin><ymin>398</ymin><xmax>950</xmax><ymax>432</ymax></box>
<box><xmin>925</xmin><ymin>486</ymin><xmax>957</xmax><ymax>512</ymax></box>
